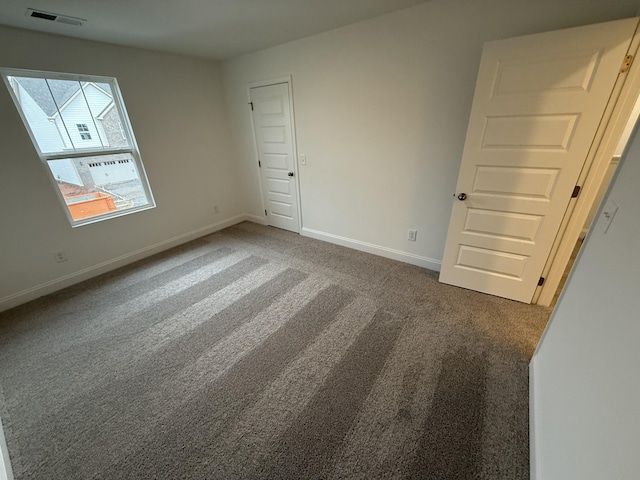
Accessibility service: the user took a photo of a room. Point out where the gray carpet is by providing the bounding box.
[0,222,550,479]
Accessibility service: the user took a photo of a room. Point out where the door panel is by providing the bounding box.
[472,166,559,199]
[482,114,578,150]
[463,209,543,242]
[493,52,600,95]
[250,83,300,233]
[439,17,639,303]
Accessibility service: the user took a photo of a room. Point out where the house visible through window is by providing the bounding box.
[1,69,155,226]
[77,123,92,140]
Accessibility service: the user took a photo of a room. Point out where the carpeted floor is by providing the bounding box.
[0,222,551,479]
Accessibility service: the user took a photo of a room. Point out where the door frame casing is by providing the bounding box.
[246,75,303,233]
[0,416,13,480]
[534,19,640,306]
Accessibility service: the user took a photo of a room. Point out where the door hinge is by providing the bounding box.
[249,101,254,111]
[538,277,545,287]
[258,160,261,168]
[620,54,634,74]
[571,185,581,198]
[265,209,268,216]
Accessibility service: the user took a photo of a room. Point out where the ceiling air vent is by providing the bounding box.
[25,8,86,27]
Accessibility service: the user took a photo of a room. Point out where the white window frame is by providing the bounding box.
[0,67,155,227]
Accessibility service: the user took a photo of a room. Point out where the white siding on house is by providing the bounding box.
[83,84,112,112]
[47,158,82,186]
[54,84,112,150]
[15,82,66,153]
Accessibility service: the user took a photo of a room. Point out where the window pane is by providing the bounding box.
[8,76,130,153]
[47,153,149,221]
[9,77,68,154]
[3,69,154,226]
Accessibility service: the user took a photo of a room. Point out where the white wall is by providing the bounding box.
[531,122,640,478]
[583,94,640,235]
[222,0,639,269]
[2,1,639,311]
[0,26,242,311]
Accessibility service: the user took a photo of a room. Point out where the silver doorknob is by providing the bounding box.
[288,171,294,177]
[457,193,467,201]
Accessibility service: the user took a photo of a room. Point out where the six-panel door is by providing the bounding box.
[439,17,639,303]
[250,82,300,233]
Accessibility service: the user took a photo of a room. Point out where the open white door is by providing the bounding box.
[250,82,300,233]
[439,17,639,303]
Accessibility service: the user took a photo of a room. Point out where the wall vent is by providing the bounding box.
[25,8,86,26]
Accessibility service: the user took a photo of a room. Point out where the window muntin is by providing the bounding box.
[1,69,154,226]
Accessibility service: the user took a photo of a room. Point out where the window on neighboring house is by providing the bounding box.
[76,123,92,140]
[1,68,155,226]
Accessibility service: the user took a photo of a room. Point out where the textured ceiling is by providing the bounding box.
[0,0,433,60]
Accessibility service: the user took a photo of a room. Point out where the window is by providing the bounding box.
[1,68,155,226]
[76,123,92,140]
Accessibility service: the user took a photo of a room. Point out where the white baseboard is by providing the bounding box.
[529,357,542,480]
[301,227,442,271]
[0,217,441,312]
[0,417,13,480]
[243,213,268,225]
[0,214,249,313]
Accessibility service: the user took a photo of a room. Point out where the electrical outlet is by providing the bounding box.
[407,229,417,242]
[213,205,220,214]
[52,251,68,263]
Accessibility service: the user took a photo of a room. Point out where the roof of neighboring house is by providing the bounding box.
[15,78,113,117]
[16,78,78,116]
